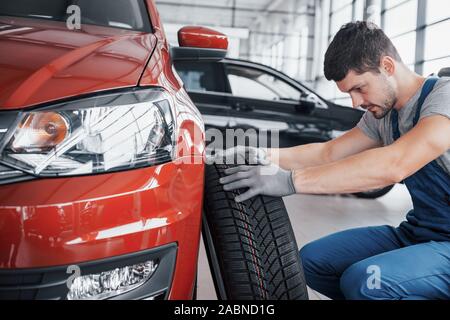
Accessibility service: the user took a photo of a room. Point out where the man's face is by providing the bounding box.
[336,70,397,119]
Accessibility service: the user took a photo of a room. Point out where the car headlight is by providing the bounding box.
[0,88,176,177]
[67,260,159,300]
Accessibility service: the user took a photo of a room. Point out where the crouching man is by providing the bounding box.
[217,22,450,300]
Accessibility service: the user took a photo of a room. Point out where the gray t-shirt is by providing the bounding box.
[357,77,450,176]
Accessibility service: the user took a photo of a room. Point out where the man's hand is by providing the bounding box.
[206,146,271,165]
[219,164,297,202]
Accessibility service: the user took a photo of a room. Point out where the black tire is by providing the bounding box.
[354,185,395,199]
[192,273,197,300]
[202,164,308,300]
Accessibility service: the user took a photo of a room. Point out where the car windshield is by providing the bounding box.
[0,0,151,32]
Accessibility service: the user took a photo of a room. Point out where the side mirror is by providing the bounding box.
[171,26,228,61]
[296,93,319,114]
[178,26,228,50]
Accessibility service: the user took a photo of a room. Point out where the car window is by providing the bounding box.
[174,61,228,93]
[0,0,151,32]
[226,65,302,101]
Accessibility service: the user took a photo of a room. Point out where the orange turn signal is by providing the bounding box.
[12,112,69,151]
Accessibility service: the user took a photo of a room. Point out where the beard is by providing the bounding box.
[362,78,397,120]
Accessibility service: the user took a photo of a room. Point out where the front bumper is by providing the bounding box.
[0,160,205,299]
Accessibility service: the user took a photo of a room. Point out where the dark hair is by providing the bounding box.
[324,21,402,81]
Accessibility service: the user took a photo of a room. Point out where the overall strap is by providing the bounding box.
[391,77,439,141]
[413,77,439,126]
[392,109,400,140]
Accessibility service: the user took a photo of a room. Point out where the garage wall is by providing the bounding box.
[313,0,450,106]
[243,0,316,83]
[155,0,450,107]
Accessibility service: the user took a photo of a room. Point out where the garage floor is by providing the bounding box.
[196,184,413,300]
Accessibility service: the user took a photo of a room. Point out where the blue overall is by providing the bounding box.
[300,78,450,300]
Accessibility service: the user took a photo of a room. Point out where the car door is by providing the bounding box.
[175,59,363,148]
[222,60,365,147]
[223,61,362,128]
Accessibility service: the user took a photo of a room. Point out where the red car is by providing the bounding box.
[0,0,307,300]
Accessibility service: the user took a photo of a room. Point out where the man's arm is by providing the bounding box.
[267,127,382,170]
[292,115,450,194]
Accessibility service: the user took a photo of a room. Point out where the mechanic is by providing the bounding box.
[216,21,450,300]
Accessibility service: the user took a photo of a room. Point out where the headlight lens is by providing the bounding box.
[0,88,175,176]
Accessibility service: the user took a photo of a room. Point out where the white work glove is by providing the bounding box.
[206,146,271,166]
[219,164,297,203]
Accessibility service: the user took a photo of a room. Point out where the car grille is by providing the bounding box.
[0,267,69,300]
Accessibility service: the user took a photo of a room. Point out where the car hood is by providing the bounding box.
[0,16,157,110]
